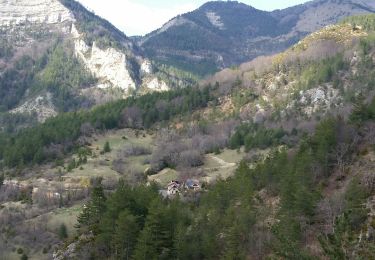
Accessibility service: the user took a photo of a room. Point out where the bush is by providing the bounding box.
[103,141,111,154]
[118,144,151,157]
[58,223,68,240]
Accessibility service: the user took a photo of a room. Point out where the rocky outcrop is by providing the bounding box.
[72,25,137,91]
[144,77,170,92]
[0,0,171,113]
[0,0,74,26]
[206,12,225,30]
[140,60,153,75]
[10,92,57,122]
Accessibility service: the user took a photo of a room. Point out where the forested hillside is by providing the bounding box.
[1,9,375,260]
[0,0,197,130]
[138,0,375,76]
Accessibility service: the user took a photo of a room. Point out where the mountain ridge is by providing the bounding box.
[138,0,375,76]
[0,0,180,122]
[1,13,375,260]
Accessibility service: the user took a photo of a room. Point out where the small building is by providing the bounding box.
[184,179,201,191]
[167,180,181,196]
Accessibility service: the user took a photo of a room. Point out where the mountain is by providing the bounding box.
[0,0,182,123]
[1,0,373,124]
[1,13,375,260]
[138,0,375,77]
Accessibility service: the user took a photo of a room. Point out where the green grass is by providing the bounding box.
[148,168,178,187]
[93,129,153,152]
[46,203,82,238]
[215,148,245,163]
[64,129,154,180]
[65,159,120,180]
[148,149,246,186]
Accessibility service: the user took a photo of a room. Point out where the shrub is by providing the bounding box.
[103,141,111,154]
[58,223,68,240]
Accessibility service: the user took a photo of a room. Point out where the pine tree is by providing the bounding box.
[113,210,140,260]
[58,223,68,240]
[133,199,171,260]
[0,174,4,188]
[319,213,354,259]
[103,141,111,153]
[77,180,106,233]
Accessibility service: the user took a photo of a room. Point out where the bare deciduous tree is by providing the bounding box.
[317,191,346,234]
[121,106,143,128]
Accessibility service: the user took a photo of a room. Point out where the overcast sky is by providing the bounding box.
[77,0,310,36]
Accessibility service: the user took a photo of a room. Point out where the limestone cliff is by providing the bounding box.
[71,24,137,91]
[0,0,74,26]
[0,0,170,118]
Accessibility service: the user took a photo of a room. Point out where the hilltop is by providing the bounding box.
[138,0,375,76]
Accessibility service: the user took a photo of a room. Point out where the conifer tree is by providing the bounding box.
[103,141,111,153]
[113,210,140,260]
[77,180,106,233]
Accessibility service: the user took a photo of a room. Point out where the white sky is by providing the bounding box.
[77,0,310,36]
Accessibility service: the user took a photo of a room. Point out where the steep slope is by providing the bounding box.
[1,14,375,260]
[0,0,174,123]
[138,0,375,77]
[202,22,372,129]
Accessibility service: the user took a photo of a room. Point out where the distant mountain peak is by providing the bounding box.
[199,1,254,9]
[138,0,375,77]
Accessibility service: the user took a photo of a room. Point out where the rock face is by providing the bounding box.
[72,25,137,91]
[144,77,170,92]
[10,93,58,122]
[0,0,170,99]
[0,0,74,26]
[0,0,172,122]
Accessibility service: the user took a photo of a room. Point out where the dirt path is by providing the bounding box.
[207,154,236,168]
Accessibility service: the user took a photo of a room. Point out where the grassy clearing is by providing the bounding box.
[46,203,82,238]
[215,148,245,163]
[64,129,154,181]
[93,129,154,153]
[201,148,245,183]
[124,154,151,173]
[148,149,246,186]
[202,155,236,183]
[65,159,120,180]
[148,168,178,186]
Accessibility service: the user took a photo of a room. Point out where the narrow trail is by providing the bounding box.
[207,154,236,168]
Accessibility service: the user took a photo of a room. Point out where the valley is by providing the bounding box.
[0,0,375,259]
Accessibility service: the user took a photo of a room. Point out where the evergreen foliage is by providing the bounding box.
[77,180,107,234]
[0,41,94,113]
[0,85,215,168]
[58,223,68,240]
[342,14,375,32]
[72,117,367,259]
[102,141,111,154]
[229,123,286,151]
[59,0,129,50]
